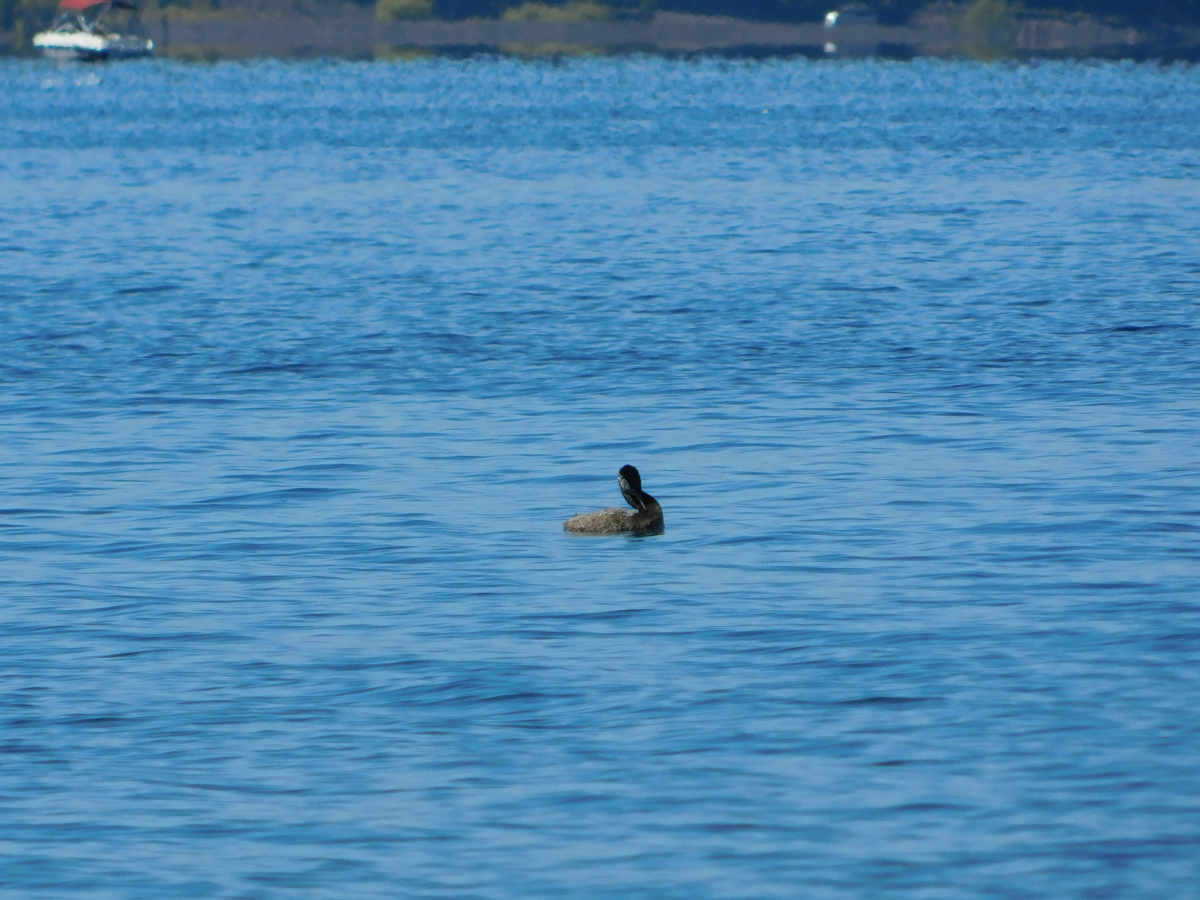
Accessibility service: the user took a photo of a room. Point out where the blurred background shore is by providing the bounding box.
[1,0,1196,63]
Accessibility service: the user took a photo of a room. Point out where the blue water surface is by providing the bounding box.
[1,55,1199,898]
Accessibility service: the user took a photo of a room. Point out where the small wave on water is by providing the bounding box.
[1,56,1199,898]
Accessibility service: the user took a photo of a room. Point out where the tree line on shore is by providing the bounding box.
[380,0,1198,28]
[3,0,1196,53]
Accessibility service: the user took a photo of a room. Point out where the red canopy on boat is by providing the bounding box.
[60,0,109,8]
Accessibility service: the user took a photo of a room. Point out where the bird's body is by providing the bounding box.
[563,465,664,535]
[562,505,654,534]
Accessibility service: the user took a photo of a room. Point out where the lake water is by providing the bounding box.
[2,55,1199,898]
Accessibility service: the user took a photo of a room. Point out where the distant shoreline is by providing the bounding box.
[3,9,1197,61]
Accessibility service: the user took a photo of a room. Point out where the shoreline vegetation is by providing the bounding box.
[2,0,1198,60]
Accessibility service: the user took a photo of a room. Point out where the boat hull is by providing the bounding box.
[33,30,154,60]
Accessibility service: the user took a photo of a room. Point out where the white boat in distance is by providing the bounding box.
[33,0,154,60]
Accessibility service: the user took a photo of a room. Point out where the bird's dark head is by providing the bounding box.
[618,465,645,511]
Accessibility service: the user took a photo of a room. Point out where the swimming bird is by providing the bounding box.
[563,465,664,535]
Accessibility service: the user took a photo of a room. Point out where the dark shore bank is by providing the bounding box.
[2,1,1197,60]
